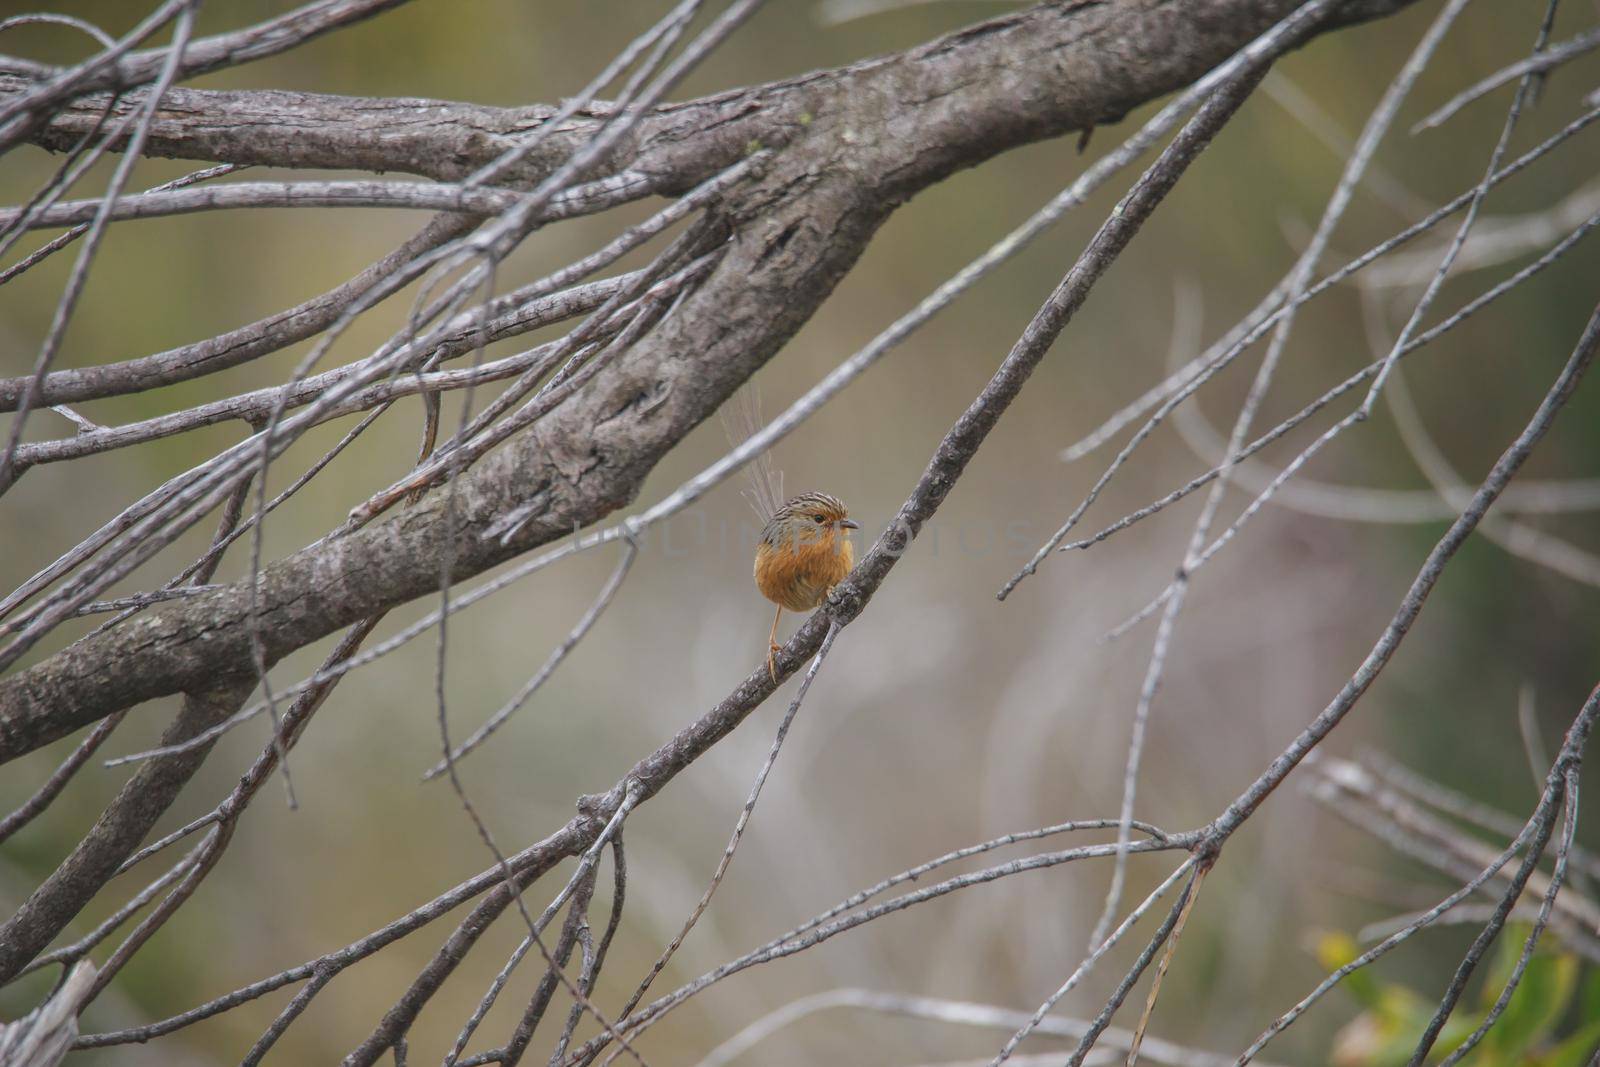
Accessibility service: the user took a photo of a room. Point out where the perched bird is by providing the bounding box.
[755,491,859,681]
[722,386,859,681]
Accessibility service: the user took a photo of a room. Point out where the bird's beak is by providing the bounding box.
[840,519,860,530]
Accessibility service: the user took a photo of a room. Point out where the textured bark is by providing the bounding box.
[0,0,1417,763]
[1,0,1409,195]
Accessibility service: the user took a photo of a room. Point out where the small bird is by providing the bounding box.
[754,491,858,682]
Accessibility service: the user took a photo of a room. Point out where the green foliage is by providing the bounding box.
[1314,927,1600,1066]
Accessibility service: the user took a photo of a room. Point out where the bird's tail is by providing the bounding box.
[719,382,784,520]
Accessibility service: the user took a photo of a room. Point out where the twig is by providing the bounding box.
[1413,25,1600,133]
[1401,753,1568,1065]
[10,844,203,981]
[70,585,224,616]
[1124,863,1209,1066]
[0,209,468,410]
[0,712,124,844]
[544,837,628,1067]
[0,163,241,290]
[1376,303,1600,587]
[494,868,594,1067]
[1064,872,1197,1067]
[0,174,648,232]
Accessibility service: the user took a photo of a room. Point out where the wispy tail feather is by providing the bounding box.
[719,382,784,520]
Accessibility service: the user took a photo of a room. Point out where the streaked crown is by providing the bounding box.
[772,491,848,523]
[762,491,852,545]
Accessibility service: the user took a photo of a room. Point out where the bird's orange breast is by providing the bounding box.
[755,530,854,612]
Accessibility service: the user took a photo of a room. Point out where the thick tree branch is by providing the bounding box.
[3,0,1408,192]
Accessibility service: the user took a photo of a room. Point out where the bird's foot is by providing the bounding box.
[767,642,780,683]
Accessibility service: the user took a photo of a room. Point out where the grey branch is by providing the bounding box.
[1412,24,1600,133]
[0,174,650,232]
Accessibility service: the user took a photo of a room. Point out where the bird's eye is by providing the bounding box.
[813,514,826,523]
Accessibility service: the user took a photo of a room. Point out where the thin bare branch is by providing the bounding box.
[1058,203,1600,560]
[1033,104,1600,572]
[1414,25,1600,133]
[1063,871,1198,1067]
[0,174,650,232]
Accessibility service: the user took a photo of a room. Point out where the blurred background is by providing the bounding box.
[2,0,1600,1062]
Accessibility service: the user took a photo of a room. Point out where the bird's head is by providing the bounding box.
[763,491,859,547]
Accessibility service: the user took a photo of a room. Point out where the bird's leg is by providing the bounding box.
[767,603,783,683]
